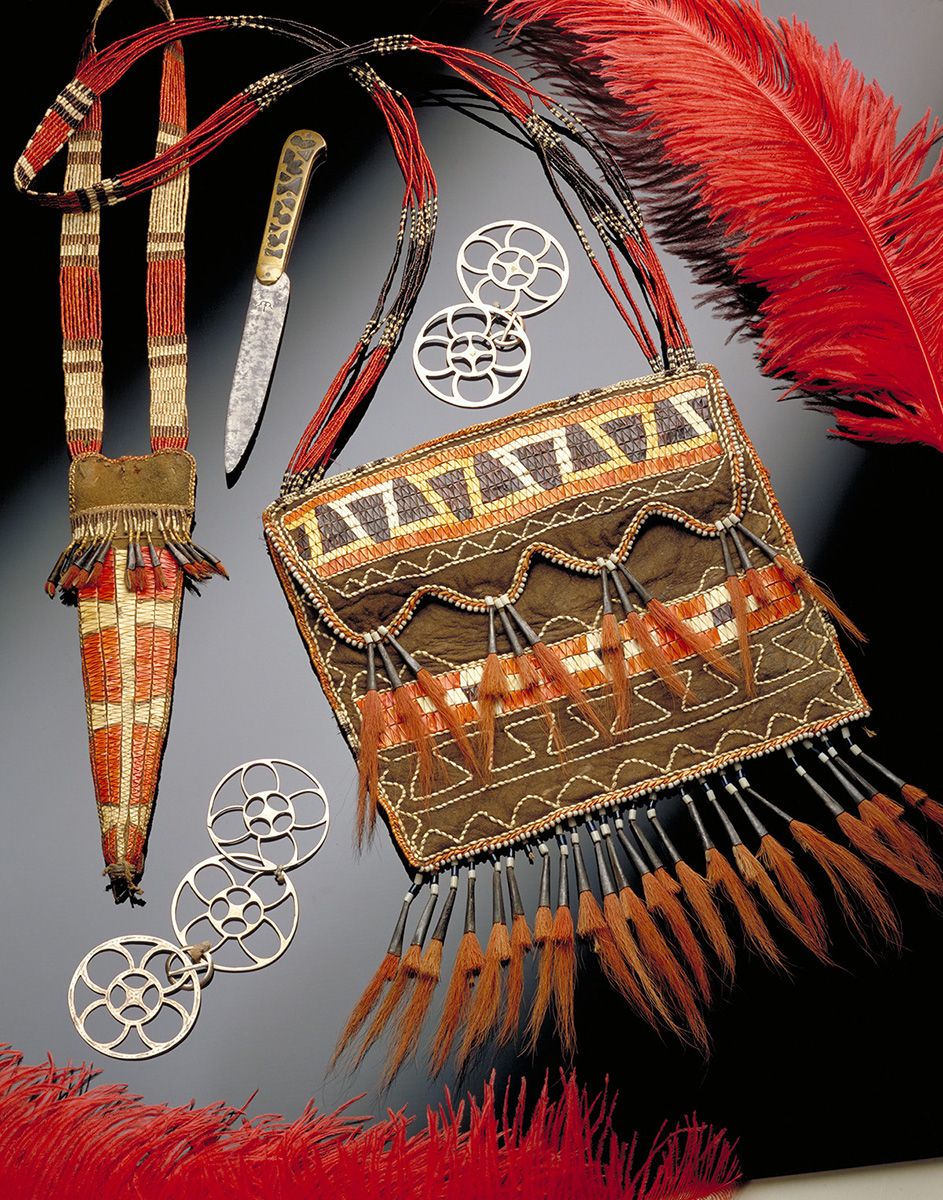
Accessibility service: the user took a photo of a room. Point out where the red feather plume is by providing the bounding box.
[0,1047,741,1200]
[496,0,943,450]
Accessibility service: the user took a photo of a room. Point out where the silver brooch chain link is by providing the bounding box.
[413,220,569,408]
[68,759,330,1059]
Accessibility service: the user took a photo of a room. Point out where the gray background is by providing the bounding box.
[4,0,941,1180]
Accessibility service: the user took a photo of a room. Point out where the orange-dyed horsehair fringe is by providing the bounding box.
[706,848,785,969]
[857,798,943,891]
[902,783,943,830]
[430,929,484,1075]
[789,820,901,949]
[618,879,704,1035]
[600,610,632,730]
[336,746,939,1081]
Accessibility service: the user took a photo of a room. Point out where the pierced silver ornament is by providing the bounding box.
[413,303,531,408]
[207,757,330,872]
[68,936,211,1059]
[457,220,568,316]
[171,855,299,972]
[68,757,331,1059]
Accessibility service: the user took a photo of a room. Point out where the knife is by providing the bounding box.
[225,129,327,477]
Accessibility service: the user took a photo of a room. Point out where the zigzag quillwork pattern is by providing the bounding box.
[285,375,720,578]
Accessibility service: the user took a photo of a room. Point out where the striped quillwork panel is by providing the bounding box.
[283,374,721,578]
[78,548,184,874]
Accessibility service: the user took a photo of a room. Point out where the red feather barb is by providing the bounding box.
[498,0,943,450]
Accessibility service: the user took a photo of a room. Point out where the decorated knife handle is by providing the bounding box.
[256,130,327,285]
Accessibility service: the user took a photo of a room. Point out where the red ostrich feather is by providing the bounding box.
[496,0,943,450]
[0,1047,740,1199]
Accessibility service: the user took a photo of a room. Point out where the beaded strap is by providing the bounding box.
[17,16,695,474]
[58,0,189,456]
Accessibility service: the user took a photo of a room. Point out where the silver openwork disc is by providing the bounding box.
[68,936,207,1059]
[207,758,330,873]
[457,221,569,317]
[413,304,531,408]
[171,855,299,972]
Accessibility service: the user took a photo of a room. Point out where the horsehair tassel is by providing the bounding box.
[146,542,167,590]
[599,567,632,731]
[722,779,832,964]
[189,540,228,579]
[385,632,481,779]
[126,540,147,592]
[352,881,439,1069]
[459,859,512,1065]
[499,854,532,1045]
[383,870,459,1086]
[730,772,831,961]
[356,642,383,846]
[331,877,420,1069]
[550,833,577,1058]
[478,605,513,779]
[610,566,694,702]
[570,827,652,1025]
[693,787,785,970]
[842,729,943,830]
[720,532,756,697]
[899,783,943,830]
[819,738,943,891]
[506,603,609,737]
[606,816,702,1018]
[793,746,943,898]
[498,605,566,758]
[788,821,902,951]
[526,843,555,1051]
[376,637,442,796]
[676,793,737,980]
[619,564,739,684]
[46,547,71,597]
[59,540,94,592]
[707,782,802,962]
[430,867,484,1076]
[737,526,865,642]
[630,811,712,1001]
[730,524,775,607]
[648,802,738,994]
[594,821,695,1043]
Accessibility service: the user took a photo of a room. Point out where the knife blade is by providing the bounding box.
[225,129,327,477]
